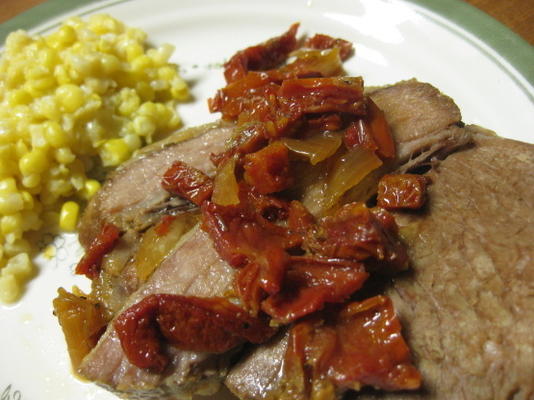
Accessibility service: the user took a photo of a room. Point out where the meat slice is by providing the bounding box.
[367,79,463,162]
[226,131,534,400]
[354,130,534,400]
[79,121,234,247]
[79,226,237,399]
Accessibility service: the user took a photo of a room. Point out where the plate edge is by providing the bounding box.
[405,0,534,88]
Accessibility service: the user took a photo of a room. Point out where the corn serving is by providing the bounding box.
[0,14,189,303]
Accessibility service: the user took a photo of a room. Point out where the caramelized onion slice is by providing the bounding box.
[53,288,108,369]
[212,156,240,206]
[135,213,199,282]
[323,147,382,211]
[282,133,342,165]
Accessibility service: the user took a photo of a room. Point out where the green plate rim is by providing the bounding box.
[1,0,533,87]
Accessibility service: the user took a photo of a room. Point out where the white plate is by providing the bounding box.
[1,1,533,399]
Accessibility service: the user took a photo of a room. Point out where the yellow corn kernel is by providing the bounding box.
[19,148,49,175]
[21,191,34,210]
[88,14,122,34]
[1,213,23,235]
[33,96,60,120]
[47,25,76,49]
[3,253,34,280]
[21,174,41,189]
[7,89,32,106]
[171,78,189,100]
[3,238,31,257]
[131,54,151,73]
[157,65,177,81]
[118,89,140,116]
[137,101,157,116]
[54,147,75,164]
[44,121,68,147]
[0,274,20,303]
[0,193,24,214]
[100,53,121,74]
[133,115,156,137]
[59,201,79,231]
[81,179,101,200]
[0,178,17,194]
[100,138,131,166]
[125,41,143,61]
[15,139,29,158]
[135,81,154,101]
[56,84,85,112]
[123,133,142,151]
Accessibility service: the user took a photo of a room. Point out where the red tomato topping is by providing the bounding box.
[161,161,213,206]
[377,174,429,210]
[344,97,396,159]
[304,33,354,60]
[115,294,275,372]
[75,223,120,279]
[223,23,299,83]
[278,77,365,115]
[108,25,420,395]
[261,257,368,323]
[306,202,408,272]
[243,141,293,194]
[281,296,421,395]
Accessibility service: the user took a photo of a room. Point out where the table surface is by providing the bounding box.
[1,0,533,45]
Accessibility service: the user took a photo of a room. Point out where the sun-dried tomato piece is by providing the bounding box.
[287,201,315,237]
[307,202,408,271]
[114,295,166,372]
[279,77,365,115]
[280,296,421,395]
[115,294,276,372]
[344,119,379,153]
[377,173,429,210]
[224,23,299,83]
[75,223,120,279]
[306,113,344,133]
[261,257,368,323]
[243,142,293,194]
[344,97,395,160]
[161,161,213,206]
[304,33,354,60]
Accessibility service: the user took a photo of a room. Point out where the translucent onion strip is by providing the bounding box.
[282,133,342,165]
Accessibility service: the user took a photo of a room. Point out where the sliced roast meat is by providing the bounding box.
[79,226,237,399]
[353,130,534,400]
[226,130,534,400]
[225,330,289,400]
[367,79,463,162]
[78,121,234,248]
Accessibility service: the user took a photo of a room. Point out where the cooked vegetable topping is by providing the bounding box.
[279,296,421,398]
[53,288,108,368]
[115,294,276,372]
[105,24,421,396]
[377,173,429,210]
[161,161,214,206]
[75,223,120,279]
